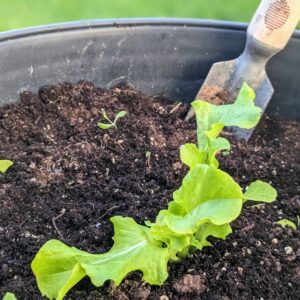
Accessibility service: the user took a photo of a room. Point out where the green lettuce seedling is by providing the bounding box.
[98,110,127,130]
[0,160,13,173]
[32,83,277,299]
[180,83,260,168]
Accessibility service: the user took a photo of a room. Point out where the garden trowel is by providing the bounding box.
[185,0,300,140]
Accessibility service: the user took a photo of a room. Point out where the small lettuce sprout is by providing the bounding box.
[276,219,297,230]
[2,292,17,300]
[0,160,13,173]
[145,151,151,166]
[32,83,277,299]
[98,110,127,130]
[145,151,151,159]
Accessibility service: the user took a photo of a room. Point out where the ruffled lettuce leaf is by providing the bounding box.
[149,164,243,257]
[193,223,232,249]
[32,217,169,300]
[180,143,205,169]
[168,164,243,216]
[180,138,230,169]
[0,160,13,173]
[149,221,192,261]
[165,198,242,235]
[181,84,258,168]
[243,180,277,203]
[192,82,261,152]
[207,137,230,167]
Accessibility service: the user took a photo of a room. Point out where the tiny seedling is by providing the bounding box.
[145,151,151,159]
[32,83,277,300]
[98,110,127,130]
[276,219,297,230]
[145,151,151,166]
[0,160,13,174]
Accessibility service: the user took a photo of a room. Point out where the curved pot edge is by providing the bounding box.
[1,17,299,42]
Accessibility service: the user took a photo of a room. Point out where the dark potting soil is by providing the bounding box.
[0,81,299,300]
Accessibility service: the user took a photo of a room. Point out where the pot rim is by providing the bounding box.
[0,17,299,42]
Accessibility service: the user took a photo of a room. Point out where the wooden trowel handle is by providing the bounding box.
[248,0,300,49]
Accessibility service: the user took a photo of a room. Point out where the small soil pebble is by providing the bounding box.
[173,274,207,294]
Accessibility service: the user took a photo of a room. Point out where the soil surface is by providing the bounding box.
[0,81,299,300]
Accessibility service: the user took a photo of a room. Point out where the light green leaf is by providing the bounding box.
[218,82,260,128]
[193,223,232,249]
[192,83,261,151]
[165,198,242,235]
[149,221,192,261]
[0,160,13,173]
[168,164,243,216]
[180,143,205,169]
[276,219,297,230]
[82,217,169,287]
[180,139,230,169]
[114,110,127,123]
[98,122,114,130]
[32,216,169,300]
[31,240,89,300]
[2,292,17,300]
[243,180,277,203]
[158,164,243,235]
[101,110,112,123]
[207,137,230,167]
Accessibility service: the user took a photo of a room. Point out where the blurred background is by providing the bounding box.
[0,0,265,31]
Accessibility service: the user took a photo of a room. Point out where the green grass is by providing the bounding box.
[1,0,262,31]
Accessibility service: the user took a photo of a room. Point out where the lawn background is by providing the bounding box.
[1,0,264,31]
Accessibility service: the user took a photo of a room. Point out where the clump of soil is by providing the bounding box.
[0,81,299,300]
[197,84,231,105]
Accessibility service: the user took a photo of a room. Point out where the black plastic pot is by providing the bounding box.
[0,18,299,119]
